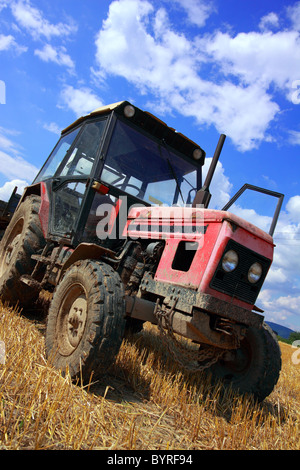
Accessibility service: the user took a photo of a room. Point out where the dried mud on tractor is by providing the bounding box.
[0,101,284,402]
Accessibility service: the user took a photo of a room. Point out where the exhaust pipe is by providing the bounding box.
[193,134,226,208]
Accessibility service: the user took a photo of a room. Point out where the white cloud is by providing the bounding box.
[259,12,279,31]
[34,44,75,72]
[286,195,300,223]
[0,126,22,154]
[170,0,216,27]
[0,127,38,182]
[264,267,288,285]
[0,33,27,53]
[204,29,300,95]
[0,150,38,182]
[202,159,232,209]
[10,0,77,40]
[93,0,300,152]
[259,289,300,328]
[288,130,300,146]
[255,197,300,328]
[287,1,300,31]
[0,179,28,201]
[43,122,61,135]
[0,34,15,51]
[229,205,273,234]
[94,0,300,151]
[0,0,8,12]
[59,85,103,117]
[259,286,300,331]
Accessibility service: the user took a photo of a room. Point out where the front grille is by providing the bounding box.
[210,240,271,304]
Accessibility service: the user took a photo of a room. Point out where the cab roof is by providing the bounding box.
[61,100,206,165]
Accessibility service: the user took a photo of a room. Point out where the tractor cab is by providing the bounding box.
[33,101,205,246]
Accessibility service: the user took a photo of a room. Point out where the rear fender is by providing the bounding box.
[17,182,50,239]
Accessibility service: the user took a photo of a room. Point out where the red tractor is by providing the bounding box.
[0,101,284,401]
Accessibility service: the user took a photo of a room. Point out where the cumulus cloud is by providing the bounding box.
[42,122,61,135]
[204,29,300,97]
[287,1,300,31]
[0,33,27,53]
[202,159,232,209]
[0,150,38,182]
[0,179,28,201]
[93,0,300,151]
[0,127,38,182]
[286,195,300,222]
[0,0,9,13]
[10,0,77,40]
[255,198,300,329]
[259,289,300,328]
[259,12,280,31]
[288,129,300,145]
[169,0,216,27]
[34,44,75,72]
[59,85,103,117]
[0,34,15,50]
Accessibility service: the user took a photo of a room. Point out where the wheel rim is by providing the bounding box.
[216,337,252,381]
[0,218,24,278]
[56,284,88,356]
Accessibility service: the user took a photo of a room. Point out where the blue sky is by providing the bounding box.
[0,0,300,330]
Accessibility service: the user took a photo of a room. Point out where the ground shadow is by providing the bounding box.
[108,326,291,425]
[20,309,291,423]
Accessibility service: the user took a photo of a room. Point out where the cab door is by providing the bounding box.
[49,119,107,241]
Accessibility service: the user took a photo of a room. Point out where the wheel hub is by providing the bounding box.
[67,296,87,348]
[5,234,21,266]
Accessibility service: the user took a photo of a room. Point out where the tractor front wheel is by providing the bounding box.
[207,322,282,402]
[45,260,126,383]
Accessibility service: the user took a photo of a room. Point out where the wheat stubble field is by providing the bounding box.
[0,300,299,450]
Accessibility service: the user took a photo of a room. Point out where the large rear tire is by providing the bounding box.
[0,195,45,308]
[208,322,282,402]
[45,260,126,383]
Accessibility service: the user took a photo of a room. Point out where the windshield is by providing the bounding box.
[101,120,199,206]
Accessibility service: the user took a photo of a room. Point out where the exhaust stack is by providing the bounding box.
[193,134,226,208]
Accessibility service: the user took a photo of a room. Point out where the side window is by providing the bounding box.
[34,128,80,183]
[59,120,106,177]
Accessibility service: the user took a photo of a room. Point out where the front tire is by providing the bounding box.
[45,260,126,383]
[208,322,282,402]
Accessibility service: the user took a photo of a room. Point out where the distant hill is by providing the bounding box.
[265,321,295,339]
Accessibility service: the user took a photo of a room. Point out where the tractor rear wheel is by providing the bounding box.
[0,195,45,308]
[207,322,282,402]
[45,260,126,383]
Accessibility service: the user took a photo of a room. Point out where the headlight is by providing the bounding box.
[222,250,239,272]
[193,148,203,160]
[248,262,262,284]
[124,104,135,118]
